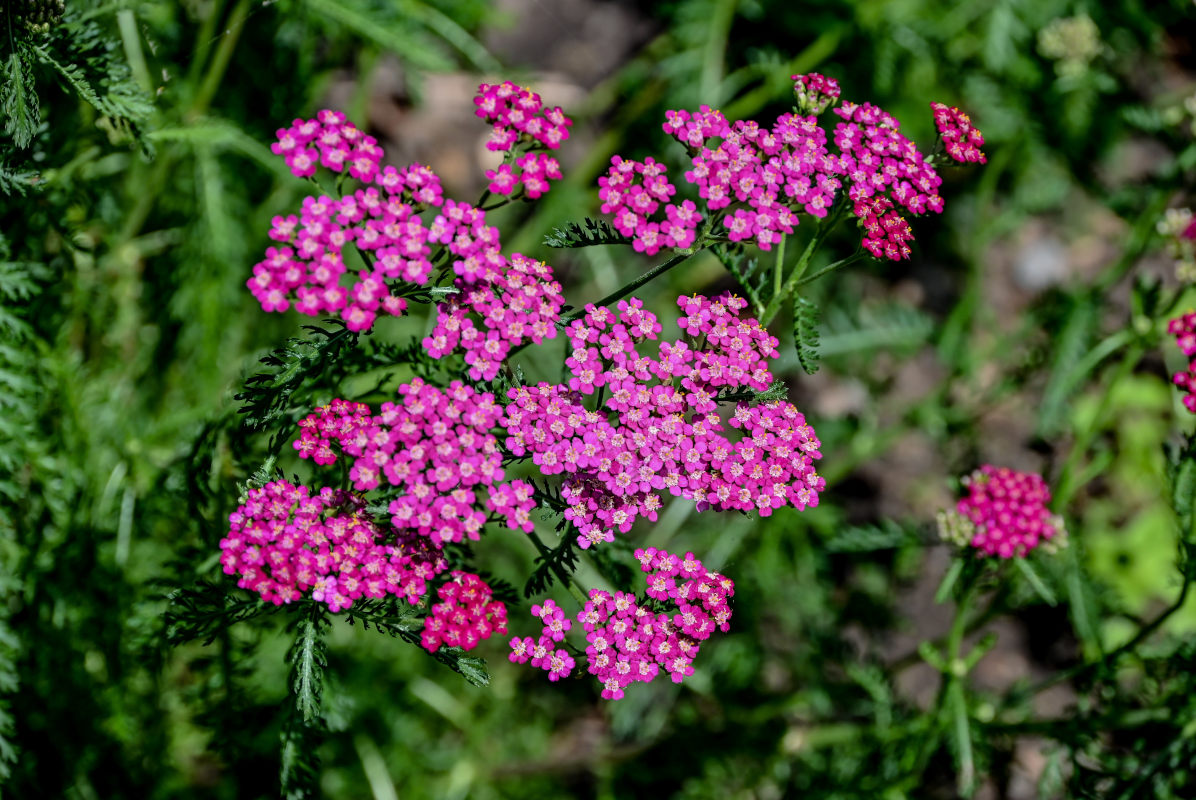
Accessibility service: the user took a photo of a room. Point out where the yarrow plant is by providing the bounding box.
[203,69,992,769]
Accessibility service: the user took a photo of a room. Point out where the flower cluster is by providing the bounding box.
[507,599,576,682]
[931,103,987,165]
[676,104,823,250]
[600,74,978,261]
[271,109,384,181]
[486,152,563,200]
[831,100,943,260]
[1169,311,1196,413]
[293,381,537,544]
[599,156,701,255]
[937,465,1064,558]
[421,571,508,653]
[504,293,824,549]
[424,249,565,381]
[511,549,734,700]
[252,93,569,377]
[220,479,446,612]
[474,80,573,152]
[792,72,841,115]
[248,160,444,331]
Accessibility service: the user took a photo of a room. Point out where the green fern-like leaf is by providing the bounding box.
[818,302,934,358]
[236,324,357,436]
[0,161,41,195]
[792,295,820,375]
[2,48,41,149]
[543,217,632,248]
[288,609,330,725]
[824,520,924,553]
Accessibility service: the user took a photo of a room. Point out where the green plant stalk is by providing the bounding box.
[190,0,252,118]
[911,565,979,787]
[761,234,818,325]
[1054,344,1145,509]
[773,233,787,299]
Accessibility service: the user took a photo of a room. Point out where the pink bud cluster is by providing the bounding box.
[485,152,563,200]
[511,549,734,700]
[599,156,701,255]
[507,599,576,681]
[956,465,1062,558]
[424,248,565,381]
[931,102,987,164]
[1169,311,1196,413]
[854,195,915,261]
[792,72,841,115]
[292,381,537,545]
[270,109,383,181]
[220,479,446,612]
[473,80,573,152]
[504,293,825,549]
[421,571,508,653]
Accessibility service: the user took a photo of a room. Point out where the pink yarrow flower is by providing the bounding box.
[937,465,1065,558]
[504,293,825,549]
[931,102,987,165]
[220,479,447,611]
[421,571,508,653]
[511,549,733,698]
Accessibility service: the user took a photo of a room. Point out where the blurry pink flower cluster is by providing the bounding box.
[504,293,824,549]
[1169,311,1196,412]
[509,548,733,700]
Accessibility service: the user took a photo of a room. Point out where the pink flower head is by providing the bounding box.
[505,293,823,549]
[931,102,987,165]
[943,465,1064,558]
[474,81,573,151]
[1169,311,1196,413]
[421,571,508,653]
[272,111,383,181]
[513,548,733,699]
[220,479,446,612]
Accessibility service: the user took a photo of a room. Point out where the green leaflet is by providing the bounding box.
[792,295,821,375]
[543,217,633,249]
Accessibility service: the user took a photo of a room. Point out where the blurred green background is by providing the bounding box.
[3,0,1196,797]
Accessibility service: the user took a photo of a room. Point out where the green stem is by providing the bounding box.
[562,248,700,325]
[190,0,251,118]
[761,235,818,325]
[790,249,866,290]
[1028,573,1191,696]
[1054,345,1144,509]
[773,233,787,299]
